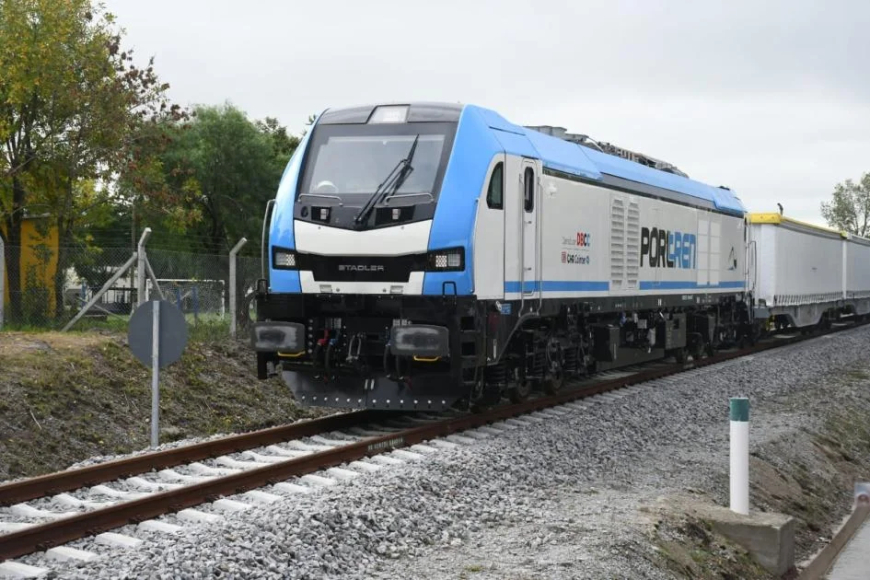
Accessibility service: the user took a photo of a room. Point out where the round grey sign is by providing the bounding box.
[128,300,189,368]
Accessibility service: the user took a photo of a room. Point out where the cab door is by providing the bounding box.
[520,158,541,307]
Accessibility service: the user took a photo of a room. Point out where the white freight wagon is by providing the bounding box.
[747,213,869,327]
[844,232,870,316]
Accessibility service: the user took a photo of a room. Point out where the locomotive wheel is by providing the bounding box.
[673,347,687,363]
[510,379,532,403]
[543,371,564,394]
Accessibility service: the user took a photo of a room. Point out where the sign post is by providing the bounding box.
[129,299,188,448]
[151,301,160,448]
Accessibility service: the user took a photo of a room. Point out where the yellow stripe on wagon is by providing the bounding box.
[746,213,847,237]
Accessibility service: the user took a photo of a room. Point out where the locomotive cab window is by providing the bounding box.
[486,162,504,209]
[294,119,458,230]
[524,167,534,212]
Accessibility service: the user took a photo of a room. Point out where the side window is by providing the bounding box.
[524,167,534,212]
[486,162,504,209]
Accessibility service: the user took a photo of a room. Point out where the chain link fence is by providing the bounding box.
[0,237,261,341]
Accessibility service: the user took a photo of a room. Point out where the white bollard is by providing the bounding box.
[730,397,750,515]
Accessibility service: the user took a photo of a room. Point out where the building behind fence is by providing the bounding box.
[0,231,261,339]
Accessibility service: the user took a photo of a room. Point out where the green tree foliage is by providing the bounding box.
[0,0,175,321]
[154,103,298,254]
[821,172,870,237]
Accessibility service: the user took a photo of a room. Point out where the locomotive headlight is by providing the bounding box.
[273,247,298,269]
[426,248,464,271]
[369,105,409,124]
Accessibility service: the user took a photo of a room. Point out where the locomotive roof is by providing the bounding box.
[472,105,746,217]
[313,101,746,217]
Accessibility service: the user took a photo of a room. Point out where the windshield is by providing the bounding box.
[299,125,451,207]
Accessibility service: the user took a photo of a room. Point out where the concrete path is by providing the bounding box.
[827,519,870,579]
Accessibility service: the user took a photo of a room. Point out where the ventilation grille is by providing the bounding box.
[610,197,626,290]
[626,200,640,289]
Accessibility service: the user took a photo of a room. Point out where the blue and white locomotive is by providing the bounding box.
[252,102,751,411]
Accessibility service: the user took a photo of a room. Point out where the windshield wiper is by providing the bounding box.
[353,134,419,226]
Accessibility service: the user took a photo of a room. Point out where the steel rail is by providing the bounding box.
[0,321,862,561]
[0,409,385,506]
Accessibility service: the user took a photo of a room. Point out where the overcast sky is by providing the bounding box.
[104,0,870,226]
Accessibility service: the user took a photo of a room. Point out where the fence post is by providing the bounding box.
[62,252,139,332]
[229,237,248,338]
[0,234,5,329]
[192,286,199,325]
[137,227,152,307]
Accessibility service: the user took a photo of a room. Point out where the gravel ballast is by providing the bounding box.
[12,325,870,579]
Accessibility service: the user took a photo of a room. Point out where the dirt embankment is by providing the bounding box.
[0,331,326,480]
[649,368,870,578]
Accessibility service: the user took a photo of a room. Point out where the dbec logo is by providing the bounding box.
[576,232,592,247]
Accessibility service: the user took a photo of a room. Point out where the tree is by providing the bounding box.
[257,116,300,165]
[157,103,297,255]
[821,173,870,237]
[0,0,175,321]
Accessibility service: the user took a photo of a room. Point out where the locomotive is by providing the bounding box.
[251,101,869,411]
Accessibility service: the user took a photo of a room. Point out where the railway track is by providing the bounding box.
[0,319,863,575]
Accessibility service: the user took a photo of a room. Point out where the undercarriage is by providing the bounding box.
[253,291,751,411]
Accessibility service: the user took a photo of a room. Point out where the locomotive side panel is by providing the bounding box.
[537,175,745,303]
[535,175,612,299]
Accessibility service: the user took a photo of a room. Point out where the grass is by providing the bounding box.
[0,329,329,479]
[651,364,870,578]
[3,312,235,343]
[651,518,767,579]
[843,368,870,381]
